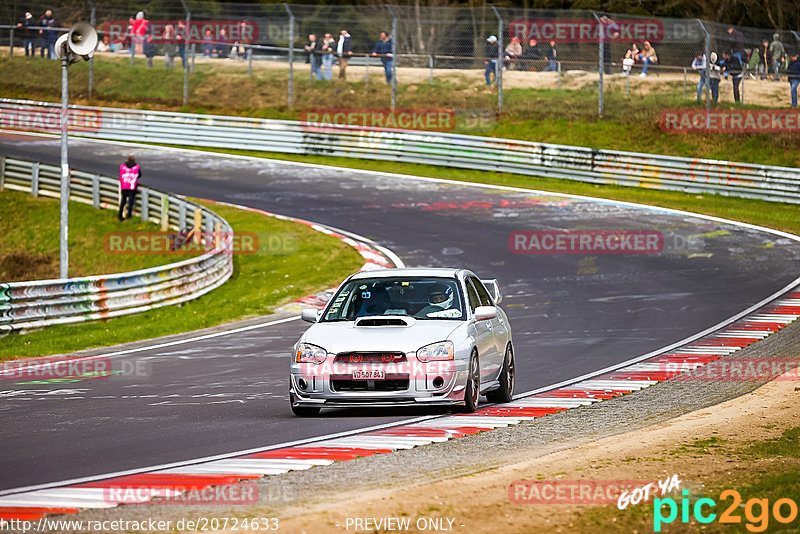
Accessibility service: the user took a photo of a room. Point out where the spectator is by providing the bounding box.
[727,26,745,63]
[519,38,543,71]
[176,20,186,68]
[96,34,111,53]
[131,11,148,56]
[201,29,214,57]
[484,35,498,86]
[788,54,800,107]
[543,40,557,72]
[39,9,57,59]
[599,15,619,74]
[768,33,785,81]
[371,31,393,83]
[755,39,769,80]
[638,40,658,77]
[215,28,229,58]
[163,25,177,68]
[622,43,640,75]
[118,156,141,221]
[709,51,721,102]
[336,29,353,79]
[306,34,322,80]
[503,36,522,71]
[232,21,249,60]
[320,33,335,81]
[691,52,707,101]
[720,50,743,102]
[144,34,157,67]
[16,12,36,57]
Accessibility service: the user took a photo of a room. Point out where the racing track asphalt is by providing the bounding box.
[2,132,800,492]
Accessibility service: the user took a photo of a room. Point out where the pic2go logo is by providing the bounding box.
[654,489,799,532]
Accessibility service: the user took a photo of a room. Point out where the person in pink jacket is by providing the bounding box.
[118,155,141,221]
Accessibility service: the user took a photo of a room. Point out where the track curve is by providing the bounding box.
[2,132,800,491]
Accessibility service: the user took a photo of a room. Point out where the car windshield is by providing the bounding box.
[322,277,465,321]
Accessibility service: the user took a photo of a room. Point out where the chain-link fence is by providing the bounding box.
[2,2,799,129]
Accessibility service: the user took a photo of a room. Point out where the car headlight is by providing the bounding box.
[296,343,328,364]
[416,341,454,362]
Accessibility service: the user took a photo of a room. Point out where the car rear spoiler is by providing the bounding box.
[480,279,502,304]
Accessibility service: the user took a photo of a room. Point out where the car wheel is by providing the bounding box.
[290,393,320,417]
[461,351,480,413]
[487,344,515,404]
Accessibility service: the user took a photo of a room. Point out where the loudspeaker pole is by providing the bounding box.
[60,53,70,279]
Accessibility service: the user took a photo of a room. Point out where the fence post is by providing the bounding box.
[88,0,95,98]
[161,194,169,231]
[365,55,370,85]
[248,46,253,76]
[429,55,434,84]
[178,201,186,229]
[91,174,99,208]
[683,67,687,97]
[9,28,14,57]
[284,3,294,111]
[593,12,604,117]
[191,43,196,73]
[0,157,5,190]
[388,5,397,110]
[31,163,40,197]
[491,7,503,112]
[141,188,149,222]
[697,20,711,129]
[558,61,562,90]
[181,0,191,107]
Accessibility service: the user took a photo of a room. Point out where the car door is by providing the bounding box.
[465,277,498,382]
[469,277,505,379]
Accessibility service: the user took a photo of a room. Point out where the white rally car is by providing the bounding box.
[289,268,514,416]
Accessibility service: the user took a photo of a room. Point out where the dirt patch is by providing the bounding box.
[275,372,800,533]
[0,251,57,282]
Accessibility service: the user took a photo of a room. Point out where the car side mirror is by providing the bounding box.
[301,309,321,323]
[474,305,497,321]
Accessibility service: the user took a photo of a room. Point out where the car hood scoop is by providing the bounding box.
[354,316,415,327]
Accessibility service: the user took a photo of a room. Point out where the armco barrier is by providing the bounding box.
[2,99,800,204]
[0,157,234,333]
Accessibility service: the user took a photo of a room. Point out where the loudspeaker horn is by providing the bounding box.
[67,22,98,59]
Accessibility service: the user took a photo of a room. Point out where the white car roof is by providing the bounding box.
[349,268,465,280]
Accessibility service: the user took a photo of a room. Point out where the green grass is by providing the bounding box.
[0,198,364,359]
[0,189,168,281]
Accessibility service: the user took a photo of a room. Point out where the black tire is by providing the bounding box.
[290,393,320,417]
[487,344,515,404]
[461,351,480,413]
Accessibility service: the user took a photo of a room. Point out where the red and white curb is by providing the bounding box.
[2,289,799,523]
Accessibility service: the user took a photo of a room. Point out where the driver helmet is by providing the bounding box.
[428,284,454,309]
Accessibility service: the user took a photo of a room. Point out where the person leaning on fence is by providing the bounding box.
[371,31,393,83]
[638,41,658,77]
[305,34,323,81]
[320,33,335,81]
[599,15,619,74]
[336,30,353,80]
[726,26,745,64]
[131,11,149,56]
[16,12,36,57]
[484,35,499,86]
[622,44,639,75]
[176,20,186,67]
[768,33,785,82]
[543,40,557,72]
[720,50,743,102]
[118,156,141,221]
[708,51,721,102]
[144,34,157,67]
[691,52,707,101]
[753,39,769,80]
[503,37,522,71]
[39,9,57,59]
[202,29,214,57]
[215,28,230,58]
[162,25,177,68]
[519,39,542,71]
[788,54,800,108]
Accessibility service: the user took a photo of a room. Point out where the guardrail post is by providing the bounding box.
[205,212,214,236]
[178,200,186,229]
[91,174,99,208]
[0,157,5,190]
[214,220,222,249]
[490,7,503,112]
[193,208,202,244]
[31,162,40,197]
[141,188,149,222]
[10,28,14,57]
[161,194,169,231]
[284,3,294,111]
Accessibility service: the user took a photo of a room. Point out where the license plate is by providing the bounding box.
[352,370,386,380]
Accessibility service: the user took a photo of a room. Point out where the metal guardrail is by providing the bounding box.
[0,156,234,333]
[1,99,800,205]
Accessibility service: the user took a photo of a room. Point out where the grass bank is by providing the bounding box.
[0,197,364,359]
